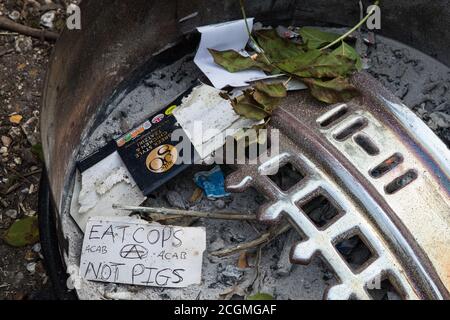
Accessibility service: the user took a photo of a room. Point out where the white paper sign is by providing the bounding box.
[80,217,206,288]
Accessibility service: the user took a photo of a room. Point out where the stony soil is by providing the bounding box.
[0,0,77,300]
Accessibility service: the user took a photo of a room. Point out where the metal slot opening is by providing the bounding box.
[317,104,348,127]
[268,162,305,191]
[384,169,418,194]
[370,153,404,178]
[299,194,341,229]
[354,133,380,156]
[334,233,376,272]
[366,275,404,300]
[333,117,368,141]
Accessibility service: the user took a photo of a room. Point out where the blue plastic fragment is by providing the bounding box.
[194,166,230,199]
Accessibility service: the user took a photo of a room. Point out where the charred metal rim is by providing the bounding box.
[38,171,77,300]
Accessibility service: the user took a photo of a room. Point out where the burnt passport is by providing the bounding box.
[116,92,198,196]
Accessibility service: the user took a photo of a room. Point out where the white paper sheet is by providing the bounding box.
[80,217,206,288]
[194,18,269,89]
[173,84,259,160]
[70,151,146,232]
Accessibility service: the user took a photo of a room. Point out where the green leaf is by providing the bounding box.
[299,27,340,49]
[4,216,39,247]
[254,81,287,98]
[231,95,270,121]
[247,293,274,300]
[276,49,322,74]
[253,54,282,74]
[331,42,363,71]
[292,54,356,78]
[208,49,272,73]
[303,77,360,104]
[254,29,304,62]
[253,91,281,112]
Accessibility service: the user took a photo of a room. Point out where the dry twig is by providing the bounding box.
[113,204,257,221]
[0,48,14,58]
[211,223,292,257]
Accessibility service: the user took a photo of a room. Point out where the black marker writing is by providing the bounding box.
[119,244,148,260]
[132,227,144,244]
[88,225,102,240]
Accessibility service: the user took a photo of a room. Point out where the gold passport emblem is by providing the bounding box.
[146,144,178,173]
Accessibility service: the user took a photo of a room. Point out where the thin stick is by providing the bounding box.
[320,0,380,50]
[4,182,20,195]
[0,17,59,41]
[210,223,291,257]
[146,214,185,222]
[250,246,262,289]
[22,169,42,177]
[239,0,271,65]
[8,167,34,184]
[113,204,257,221]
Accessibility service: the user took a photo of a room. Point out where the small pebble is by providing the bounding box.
[26,262,37,274]
[8,10,21,21]
[14,36,33,53]
[5,209,18,219]
[213,199,226,209]
[32,243,41,253]
[24,250,36,262]
[40,11,56,29]
[430,112,450,128]
[219,265,244,285]
[24,210,36,217]
[209,236,225,252]
[9,127,21,137]
[14,272,24,284]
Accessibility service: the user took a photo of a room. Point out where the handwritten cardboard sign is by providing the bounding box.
[80,217,206,288]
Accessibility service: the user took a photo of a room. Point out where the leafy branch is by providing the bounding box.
[209,0,380,120]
